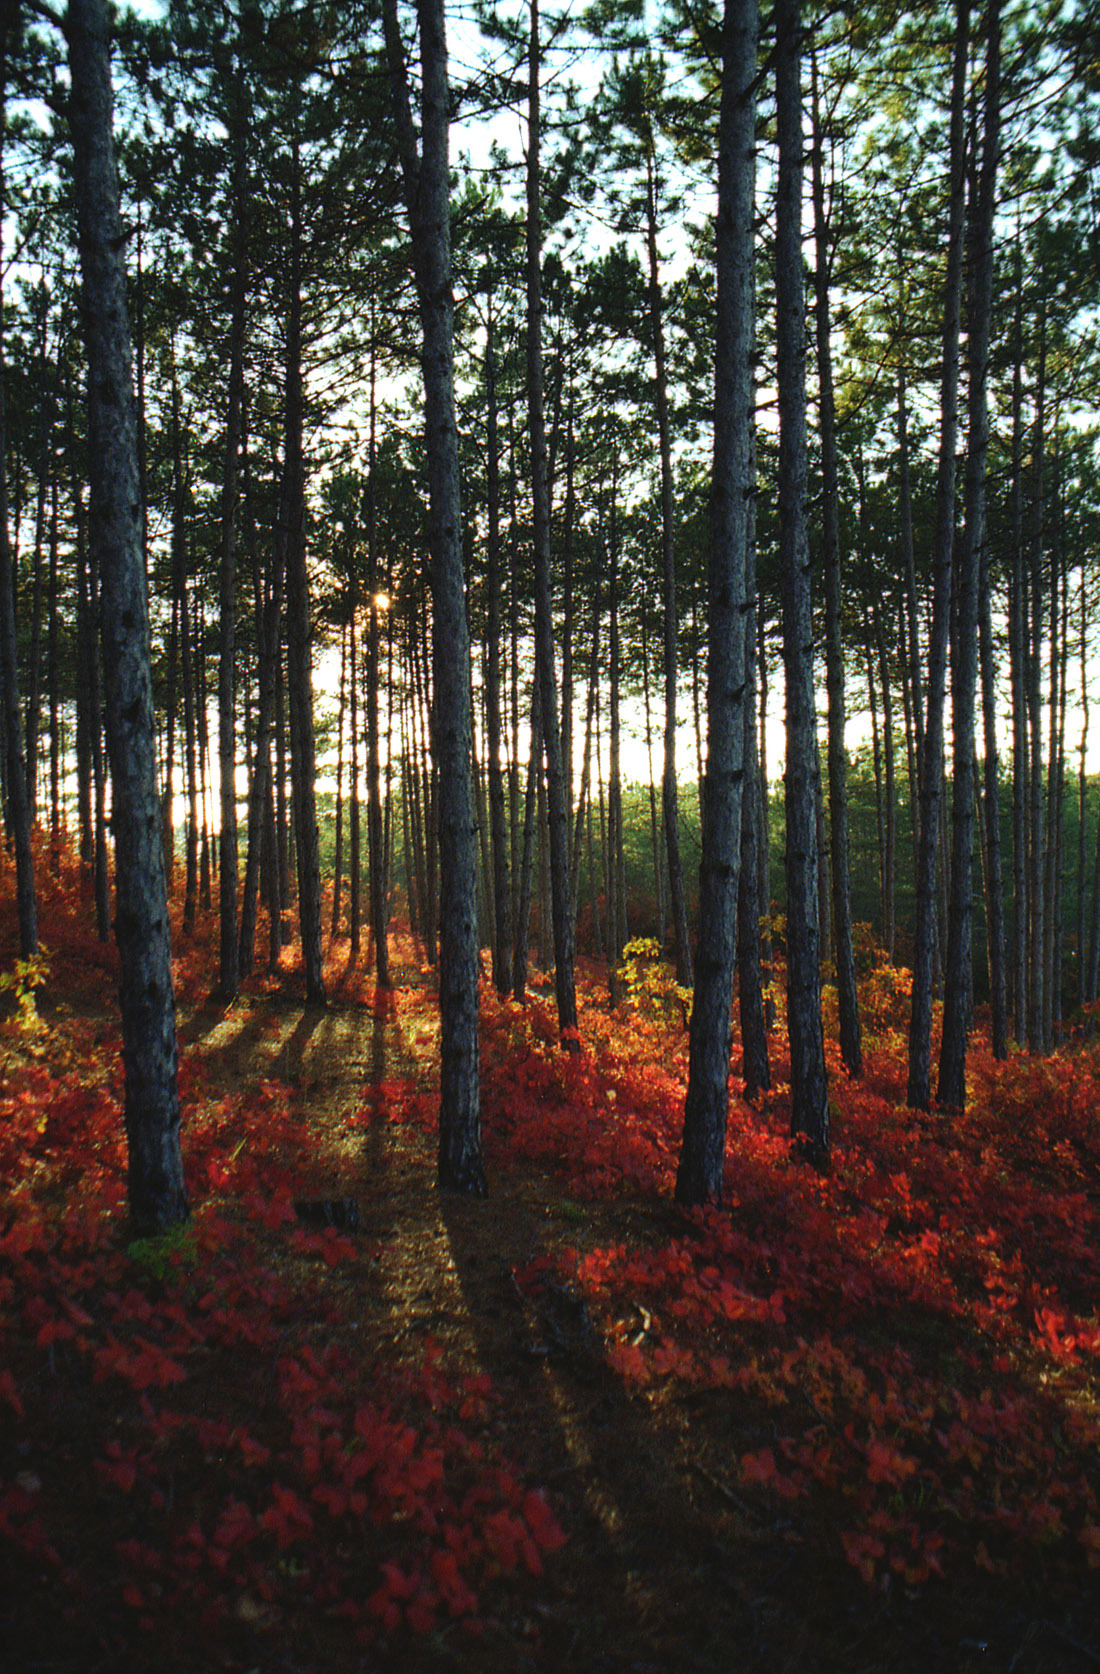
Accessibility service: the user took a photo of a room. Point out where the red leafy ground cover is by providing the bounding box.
[2,848,1099,1670]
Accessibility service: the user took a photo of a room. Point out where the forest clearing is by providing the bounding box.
[2,846,1099,1673]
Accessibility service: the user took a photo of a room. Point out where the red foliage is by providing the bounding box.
[2,842,1099,1641]
[469,962,1100,1595]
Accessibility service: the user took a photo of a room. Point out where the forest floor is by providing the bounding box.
[3,852,1100,1672]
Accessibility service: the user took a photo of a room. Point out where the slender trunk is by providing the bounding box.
[331,617,347,937]
[83,504,111,941]
[907,0,969,1109]
[526,0,578,1042]
[608,469,624,1006]
[776,0,829,1159]
[484,284,512,995]
[25,429,47,823]
[1047,479,1067,1043]
[239,443,281,979]
[282,137,325,1004]
[366,318,390,986]
[677,0,756,1203]
[560,376,574,844]
[1078,567,1089,1010]
[73,473,93,867]
[570,604,601,904]
[69,0,185,1232]
[898,369,924,771]
[868,643,886,935]
[646,139,692,988]
[349,586,361,959]
[384,0,485,1190]
[939,0,999,1102]
[811,50,860,1076]
[877,609,897,962]
[47,474,60,867]
[196,595,212,916]
[513,676,540,1001]
[215,103,246,1000]
[1009,248,1027,1041]
[170,379,199,936]
[0,31,36,956]
[738,372,770,1100]
[641,611,665,937]
[1026,325,1046,1052]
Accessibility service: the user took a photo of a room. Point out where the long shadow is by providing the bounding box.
[432,1171,793,1674]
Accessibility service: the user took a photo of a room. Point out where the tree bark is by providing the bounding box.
[484,281,512,996]
[526,0,579,1043]
[644,136,692,990]
[0,25,37,957]
[810,50,861,1078]
[68,0,187,1233]
[1026,326,1046,1052]
[282,135,325,1006]
[215,99,247,1000]
[677,0,756,1204]
[1008,246,1028,1042]
[607,468,624,1006]
[907,0,969,1109]
[776,0,829,1161]
[365,322,390,987]
[939,0,1000,1106]
[738,398,770,1102]
[384,0,485,1192]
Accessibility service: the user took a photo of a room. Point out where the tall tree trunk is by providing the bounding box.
[513,676,540,1001]
[939,0,1000,1104]
[645,137,692,989]
[776,0,829,1160]
[349,582,362,960]
[366,319,391,987]
[384,0,485,1192]
[239,442,281,980]
[677,0,756,1204]
[738,387,770,1101]
[0,26,37,956]
[872,601,897,960]
[170,378,199,936]
[1008,248,1027,1042]
[559,375,575,849]
[331,619,347,937]
[25,406,47,824]
[1046,488,1067,1045]
[47,474,60,868]
[73,476,94,867]
[1077,566,1089,1011]
[282,135,325,1005]
[196,593,212,916]
[810,50,860,1077]
[525,0,579,1043]
[907,0,969,1109]
[607,468,624,1007]
[641,610,665,938]
[1026,324,1046,1052]
[68,0,186,1232]
[484,282,512,996]
[978,504,1008,1055]
[215,102,247,1000]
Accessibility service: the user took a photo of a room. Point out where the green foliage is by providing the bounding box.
[127,1221,199,1283]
